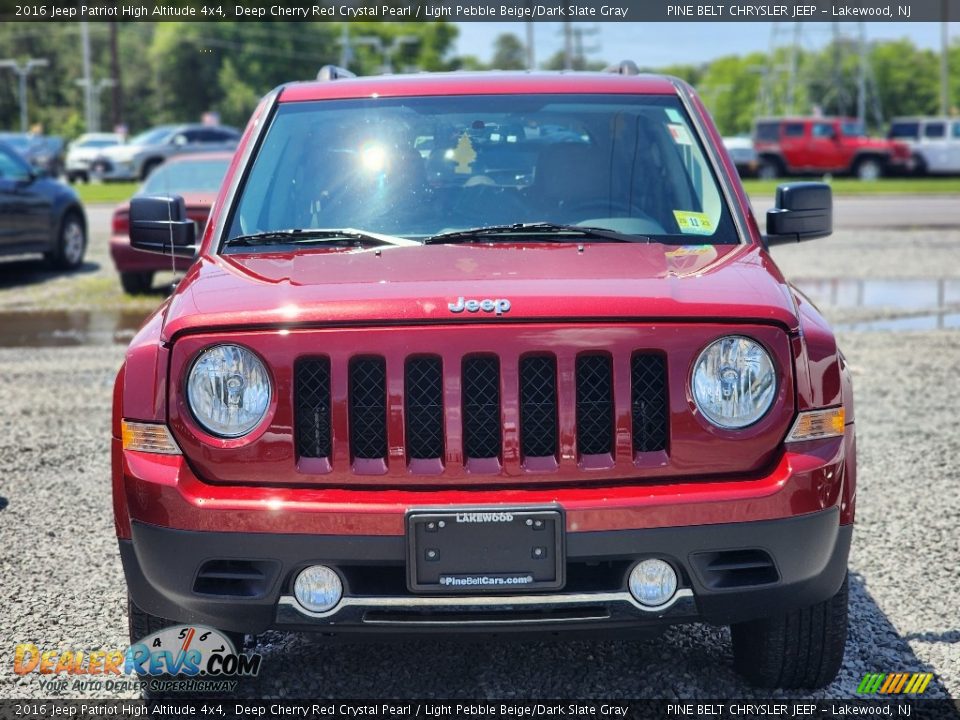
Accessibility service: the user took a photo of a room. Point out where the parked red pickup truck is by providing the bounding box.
[114,68,855,690]
[754,116,911,180]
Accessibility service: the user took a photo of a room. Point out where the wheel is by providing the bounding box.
[140,158,163,181]
[120,271,154,295]
[731,573,848,689]
[45,211,86,270]
[912,155,928,177]
[127,596,248,697]
[854,157,882,181]
[757,158,782,180]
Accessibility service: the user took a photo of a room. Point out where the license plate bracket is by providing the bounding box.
[406,507,565,594]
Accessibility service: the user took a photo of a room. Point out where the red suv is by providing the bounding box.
[114,68,855,689]
[754,116,911,180]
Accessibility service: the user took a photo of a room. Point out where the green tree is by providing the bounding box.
[490,33,526,70]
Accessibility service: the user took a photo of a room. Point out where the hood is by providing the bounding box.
[160,242,799,341]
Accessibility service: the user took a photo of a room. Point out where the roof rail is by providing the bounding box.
[316,65,356,81]
[604,60,641,76]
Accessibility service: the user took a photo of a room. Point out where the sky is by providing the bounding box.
[453,22,956,67]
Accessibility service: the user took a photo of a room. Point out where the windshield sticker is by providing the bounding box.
[667,124,693,146]
[666,245,712,257]
[665,108,684,123]
[452,132,477,175]
[673,211,714,235]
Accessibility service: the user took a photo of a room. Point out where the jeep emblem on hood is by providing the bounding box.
[448,297,512,316]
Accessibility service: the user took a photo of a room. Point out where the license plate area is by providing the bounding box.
[406,508,565,594]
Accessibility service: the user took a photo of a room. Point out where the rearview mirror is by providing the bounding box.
[765,182,832,246]
[129,195,196,257]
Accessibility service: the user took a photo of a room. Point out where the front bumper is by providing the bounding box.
[120,508,851,635]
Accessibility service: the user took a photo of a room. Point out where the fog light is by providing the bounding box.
[293,566,343,613]
[628,559,678,607]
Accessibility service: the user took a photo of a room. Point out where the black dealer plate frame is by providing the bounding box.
[406,507,566,594]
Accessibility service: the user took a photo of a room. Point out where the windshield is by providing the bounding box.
[841,121,865,137]
[227,94,738,248]
[77,138,119,149]
[141,157,229,194]
[129,126,175,146]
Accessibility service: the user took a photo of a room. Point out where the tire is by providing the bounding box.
[120,271,154,295]
[854,157,883,181]
[731,573,848,689]
[913,155,928,177]
[45,211,86,271]
[127,596,247,698]
[757,158,782,180]
[140,158,163,181]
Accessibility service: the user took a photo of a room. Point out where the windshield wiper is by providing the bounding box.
[423,223,650,245]
[225,228,420,248]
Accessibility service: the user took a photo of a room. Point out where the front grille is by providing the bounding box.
[631,354,668,452]
[576,354,614,456]
[349,356,387,460]
[293,345,669,474]
[295,358,331,458]
[520,356,558,458]
[462,356,502,460]
[405,357,444,459]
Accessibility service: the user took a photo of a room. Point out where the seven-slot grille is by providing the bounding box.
[295,351,668,470]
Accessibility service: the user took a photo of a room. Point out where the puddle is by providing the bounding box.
[793,278,960,332]
[793,278,960,309]
[0,279,955,346]
[0,310,149,348]
[834,313,960,332]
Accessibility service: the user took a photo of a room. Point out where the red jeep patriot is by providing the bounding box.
[113,67,855,689]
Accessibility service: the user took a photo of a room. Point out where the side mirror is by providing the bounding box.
[765,182,832,246]
[129,195,196,257]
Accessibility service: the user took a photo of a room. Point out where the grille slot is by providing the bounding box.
[295,358,331,458]
[193,559,277,598]
[576,354,614,455]
[631,354,668,452]
[520,355,558,458]
[405,357,444,459]
[692,549,779,589]
[462,356,502,460]
[349,356,387,460]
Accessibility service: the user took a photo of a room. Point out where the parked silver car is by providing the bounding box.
[91,123,240,181]
[888,117,960,176]
[65,132,123,183]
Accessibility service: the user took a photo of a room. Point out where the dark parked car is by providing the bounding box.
[0,141,87,269]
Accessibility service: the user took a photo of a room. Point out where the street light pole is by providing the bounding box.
[0,58,49,132]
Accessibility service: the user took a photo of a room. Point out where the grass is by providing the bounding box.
[74,182,140,205]
[742,177,960,196]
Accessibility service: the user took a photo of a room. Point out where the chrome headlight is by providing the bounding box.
[186,344,271,438]
[691,336,776,429]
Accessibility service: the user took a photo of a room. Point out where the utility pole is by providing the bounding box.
[525,21,534,70]
[563,22,573,70]
[857,23,867,125]
[0,58,49,132]
[81,22,94,132]
[109,20,123,129]
[940,3,950,116]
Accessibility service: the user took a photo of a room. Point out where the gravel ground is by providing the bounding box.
[0,212,957,701]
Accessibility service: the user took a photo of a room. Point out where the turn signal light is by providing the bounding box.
[121,421,181,455]
[785,408,845,443]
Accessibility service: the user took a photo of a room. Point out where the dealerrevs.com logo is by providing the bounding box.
[14,625,262,693]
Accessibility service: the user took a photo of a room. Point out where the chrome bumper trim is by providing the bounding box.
[277,588,694,622]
